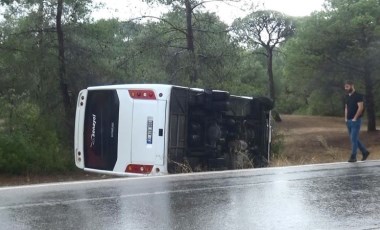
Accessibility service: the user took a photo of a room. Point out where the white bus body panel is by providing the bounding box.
[112,90,134,172]
[113,90,167,171]
[130,99,166,165]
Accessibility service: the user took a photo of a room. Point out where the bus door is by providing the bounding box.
[131,97,166,166]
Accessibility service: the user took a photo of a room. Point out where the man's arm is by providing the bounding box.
[352,102,364,121]
[345,104,348,122]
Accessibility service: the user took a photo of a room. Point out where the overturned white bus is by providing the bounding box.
[74,84,273,176]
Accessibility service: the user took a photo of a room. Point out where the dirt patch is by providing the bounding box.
[1,115,379,186]
[271,115,380,166]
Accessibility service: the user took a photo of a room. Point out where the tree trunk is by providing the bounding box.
[266,47,281,122]
[185,0,197,83]
[267,48,275,101]
[56,0,73,131]
[363,70,376,131]
[36,0,45,103]
[185,0,194,53]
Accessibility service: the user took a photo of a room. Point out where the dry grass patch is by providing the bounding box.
[271,115,380,166]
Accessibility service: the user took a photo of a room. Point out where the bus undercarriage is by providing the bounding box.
[168,87,273,173]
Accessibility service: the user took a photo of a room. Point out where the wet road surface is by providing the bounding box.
[1,161,380,230]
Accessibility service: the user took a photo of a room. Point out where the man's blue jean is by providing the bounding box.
[346,118,367,158]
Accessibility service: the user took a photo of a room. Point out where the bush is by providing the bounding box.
[270,127,284,159]
[0,134,29,174]
[0,130,72,175]
[0,99,73,175]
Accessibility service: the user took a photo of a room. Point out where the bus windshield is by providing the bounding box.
[84,90,119,170]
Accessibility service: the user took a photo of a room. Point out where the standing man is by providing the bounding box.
[344,80,370,162]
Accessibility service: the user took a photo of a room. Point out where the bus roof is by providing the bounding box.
[86,84,254,100]
[87,84,175,91]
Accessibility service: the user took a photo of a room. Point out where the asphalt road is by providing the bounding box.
[1,161,380,230]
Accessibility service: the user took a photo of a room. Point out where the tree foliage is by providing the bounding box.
[283,0,380,131]
[142,0,239,83]
[0,0,95,174]
[232,10,295,101]
[0,0,379,175]
[122,9,242,88]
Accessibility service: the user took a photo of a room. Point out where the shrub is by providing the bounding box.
[270,127,284,159]
[0,129,72,175]
[0,99,73,175]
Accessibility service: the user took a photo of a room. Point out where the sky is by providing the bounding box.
[91,0,326,24]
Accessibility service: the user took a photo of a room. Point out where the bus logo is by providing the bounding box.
[90,114,96,147]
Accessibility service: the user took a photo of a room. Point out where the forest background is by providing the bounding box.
[0,0,379,175]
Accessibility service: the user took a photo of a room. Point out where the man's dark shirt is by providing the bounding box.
[345,91,364,120]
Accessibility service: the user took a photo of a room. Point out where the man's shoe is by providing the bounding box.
[348,157,357,163]
[362,151,370,161]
